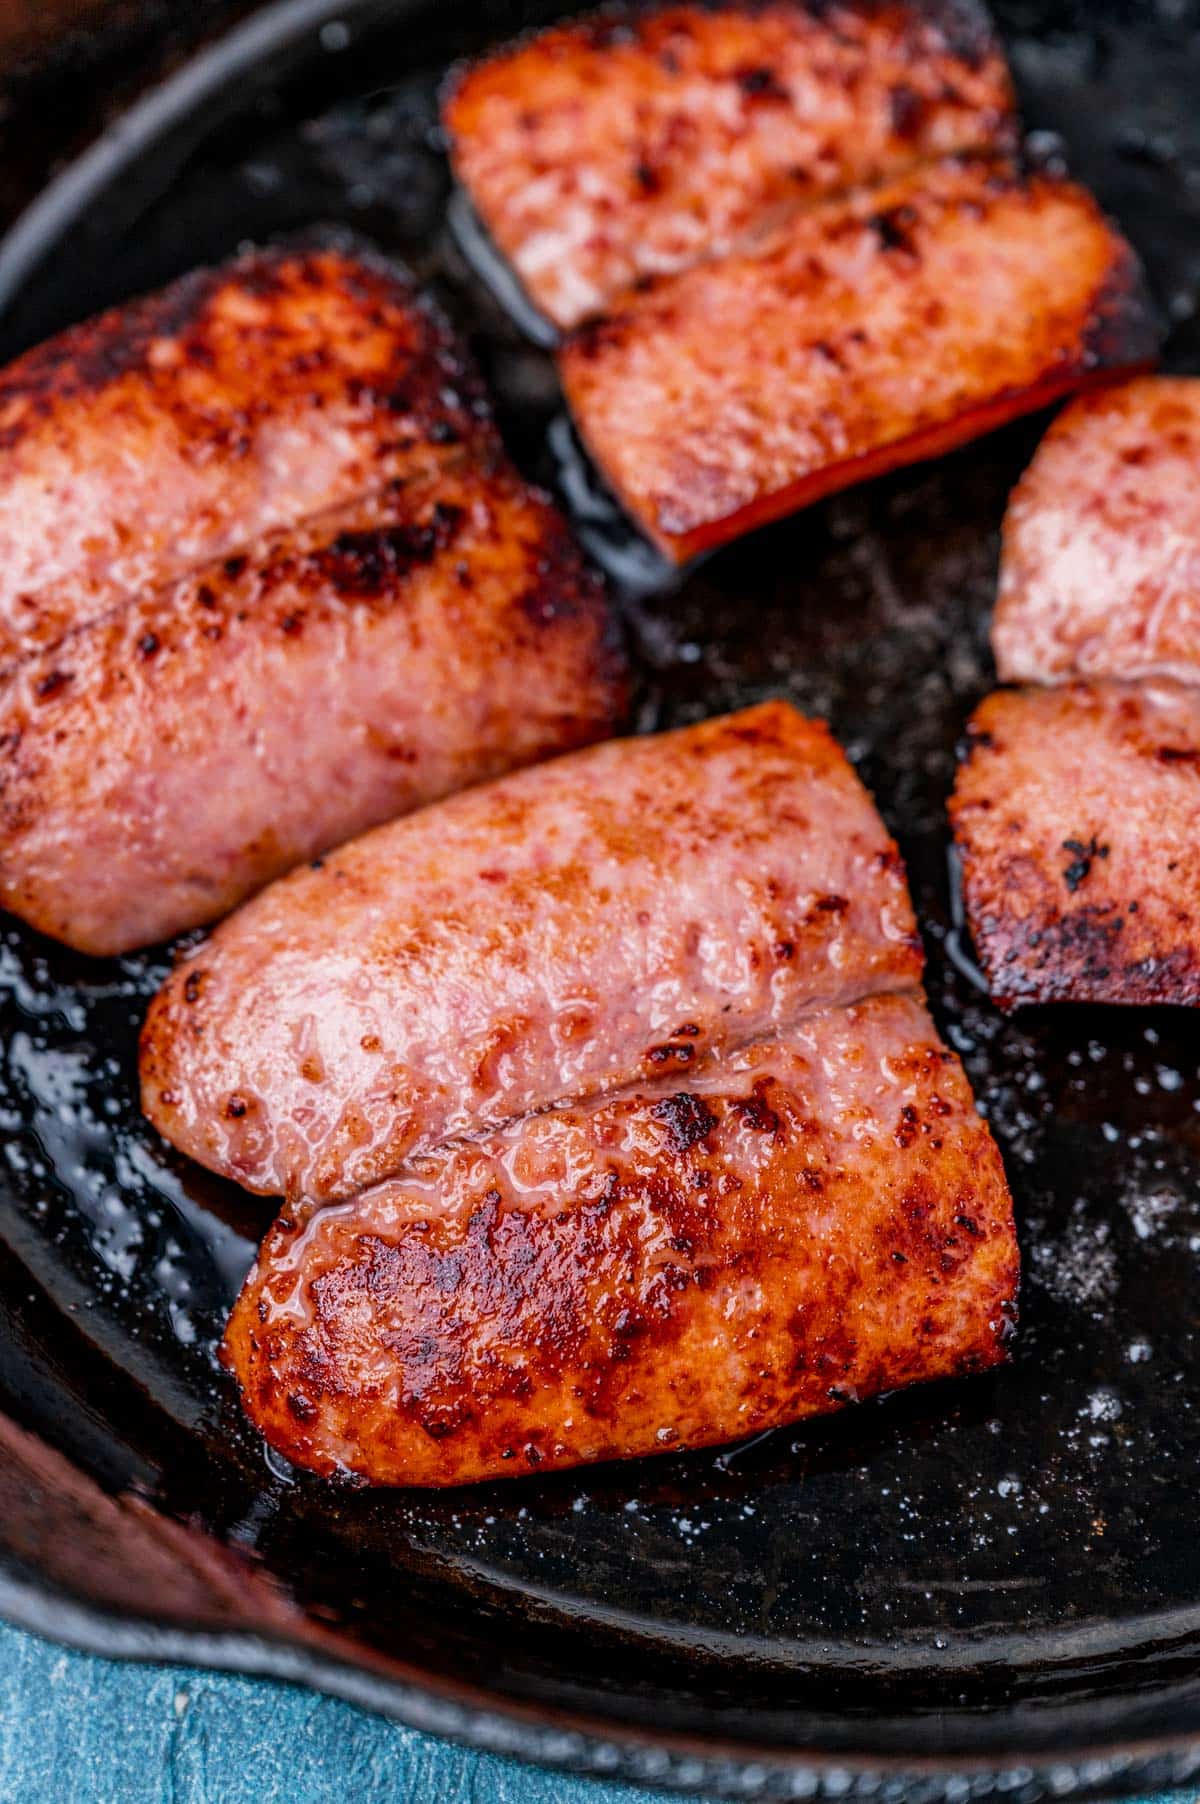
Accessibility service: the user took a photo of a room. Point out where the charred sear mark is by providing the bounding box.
[895,1103,920,1149]
[734,63,790,102]
[316,506,465,596]
[578,13,638,52]
[985,905,1136,1009]
[999,943,1200,1010]
[888,80,927,138]
[517,572,585,629]
[1079,248,1162,371]
[0,261,259,436]
[651,1092,717,1152]
[1061,835,1109,892]
[33,669,71,701]
[869,204,920,256]
[564,313,633,364]
[731,1083,781,1137]
[0,244,490,485]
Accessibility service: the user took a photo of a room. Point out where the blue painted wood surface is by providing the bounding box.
[0,1617,1177,1804]
[0,1616,685,1804]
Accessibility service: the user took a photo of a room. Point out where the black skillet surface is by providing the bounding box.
[1,1,1200,1797]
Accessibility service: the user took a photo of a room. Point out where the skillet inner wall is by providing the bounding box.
[0,0,1199,1744]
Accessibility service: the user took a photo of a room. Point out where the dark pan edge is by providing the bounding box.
[0,0,400,322]
[5,1556,1200,1804]
[1,2,1199,1798]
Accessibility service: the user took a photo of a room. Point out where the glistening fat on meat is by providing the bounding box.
[557,155,1157,562]
[0,459,625,956]
[224,991,1017,1487]
[140,701,923,1201]
[140,701,1018,1485]
[443,0,1018,331]
[0,241,495,664]
[0,245,627,955]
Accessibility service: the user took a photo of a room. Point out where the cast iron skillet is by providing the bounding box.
[0,1,1199,1797]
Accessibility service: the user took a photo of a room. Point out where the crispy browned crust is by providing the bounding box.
[558,154,1158,562]
[994,376,1200,686]
[223,992,1017,1486]
[0,241,494,662]
[444,0,1017,331]
[0,241,482,435]
[0,457,625,956]
[950,682,1200,1010]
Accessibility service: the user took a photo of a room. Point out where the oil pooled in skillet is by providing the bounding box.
[0,0,1199,1676]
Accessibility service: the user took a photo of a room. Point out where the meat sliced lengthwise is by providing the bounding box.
[0,241,493,665]
[993,377,1200,686]
[950,682,1200,1009]
[0,242,627,954]
[558,154,1157,563]
[0,460,624,956]
[224,992,1017,1486]
[146,701,1017,1485]
[443,0,1017,333]
[141,701,922,1202]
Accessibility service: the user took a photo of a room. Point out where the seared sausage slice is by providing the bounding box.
[141,701,921,1202]
[950,682,1200,1009]
[0,242,491,663]
[558,155,1157,563]
[444,0,1016,332]
[0,459,624,956]
[994,377,1200,686]
[222,991,1017,1486]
